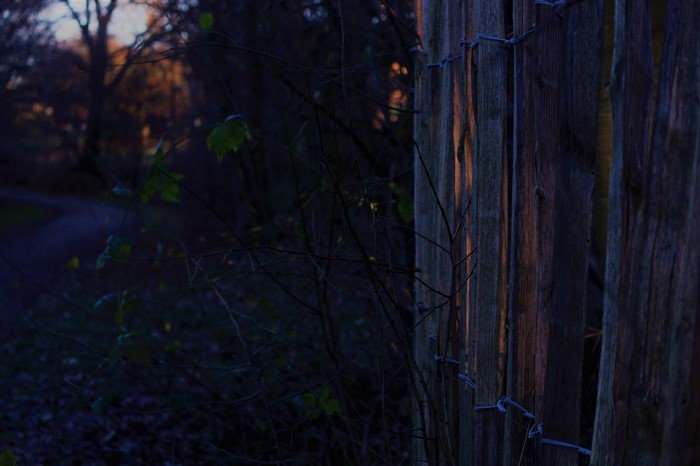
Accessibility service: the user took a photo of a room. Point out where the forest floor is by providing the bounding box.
[0,188,138,335]
[0,187,410,465]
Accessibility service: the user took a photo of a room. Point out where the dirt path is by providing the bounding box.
[0,188,139,335]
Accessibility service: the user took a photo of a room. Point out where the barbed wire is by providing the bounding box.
[434,351,593,457]
[421,0,577,69]
[418,0,594,460]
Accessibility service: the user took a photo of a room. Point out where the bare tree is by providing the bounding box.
[60,0,181,181]
[0,0,51,91]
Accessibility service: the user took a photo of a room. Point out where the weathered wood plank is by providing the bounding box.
[505,1,539,464]
[591,0,654,463]
[541,1,602,465]
[413,0,472,464]
[644,3,700,460]
[594,0,700,463]
[508,2,602,465]
[470,1,508,464]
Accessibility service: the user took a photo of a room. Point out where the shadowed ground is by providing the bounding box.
[0,189,138,336]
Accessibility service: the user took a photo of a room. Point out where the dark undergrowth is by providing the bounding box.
[1,193,415,465]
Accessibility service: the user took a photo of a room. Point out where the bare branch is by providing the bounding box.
[62,0,92,47]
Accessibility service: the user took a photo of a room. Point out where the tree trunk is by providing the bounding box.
[71,0,140,185]
[80,74,106,183]
[593,0,700,463]
[76,0,116,184]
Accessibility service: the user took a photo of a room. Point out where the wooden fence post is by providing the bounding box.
[415,0,602,464]
[506,0,540,463]
[507,0,603,464]
[413,1,472,464]
[593,0,700,463]
[470,1,508,465]
[590,0,654,462]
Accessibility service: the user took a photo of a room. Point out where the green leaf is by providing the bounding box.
[141,170,183,203]
[161,172,183,202]
[0,450,16,466]
[114,290,137,326]
[113,238,132,262]
[300,386,340,420]
[165,340,182,353]
[66,256,80,270]
[318,386,341,416]
[140,173,159,204]
[389,181,414,224]
[321,397,341,415]
[141,139,183,204]
[107,236,132,262]
[207,117,251,162]
[127,342,151,366]
[114,306,124,327]
[199,11,214,31]
[96,236,132,270]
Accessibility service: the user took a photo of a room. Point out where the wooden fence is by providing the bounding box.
[412,0,700,464]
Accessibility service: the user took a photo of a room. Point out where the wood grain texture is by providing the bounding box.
[509,1,602,465]
[413,1,472,464]
[591,0,654,464]
[470,2,508,465]
[594,0,700,463]
[505,0,539,464]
